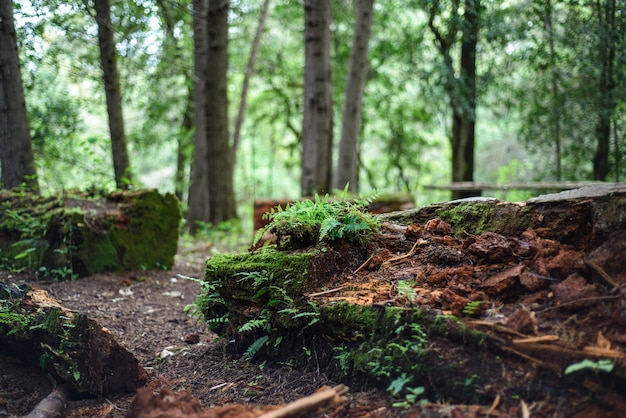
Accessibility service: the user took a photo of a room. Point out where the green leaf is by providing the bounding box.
[564,359,614,375]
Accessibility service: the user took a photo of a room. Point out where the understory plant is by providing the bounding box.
[253,190,381,247]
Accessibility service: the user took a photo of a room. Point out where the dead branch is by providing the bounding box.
[257,385,349,418]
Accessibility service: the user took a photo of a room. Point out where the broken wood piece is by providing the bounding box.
[513,335,560,344]
[257,385,349,418]
[306,285,349,298]
[24,385,70,418]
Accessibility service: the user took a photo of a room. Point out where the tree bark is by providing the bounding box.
[0,0,38,192]
[188,0,237,233]
[232,0,271,157]
[450,0,480,199]
[426,0,480,200]
[593,0,617,181]
[94,0,132,189]
[334,0,374,193]
[302,0,333,197]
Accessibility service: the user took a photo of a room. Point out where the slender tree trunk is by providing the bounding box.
[188,0,236,233]
[176,89,193,202]
[233,0,271,157]
[94,0,132,189]
[156,0,193,202]
[593,0,616,181]
[0,0,38,192]
[189,0,210,232]
[544,0,562,181]
[450,0,480,199]
[302,0,333,197]
[334,0,374,193]
[205,0,236,224]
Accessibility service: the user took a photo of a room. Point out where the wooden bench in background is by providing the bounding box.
[424,181,610,198]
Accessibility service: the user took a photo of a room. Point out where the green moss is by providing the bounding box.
[436,201,527,236]
[0,189,180,279]
[203,247,318,302]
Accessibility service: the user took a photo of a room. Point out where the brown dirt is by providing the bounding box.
[2,213,626,417]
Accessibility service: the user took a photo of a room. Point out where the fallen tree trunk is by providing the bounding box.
[193,184,626,416]
[0,283,147,396]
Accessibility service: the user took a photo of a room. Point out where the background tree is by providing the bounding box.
[188,0,237,233]
[93,0,132,189]
[334,0,374,193]
[301,0,333,196]
[421,0,481,198]
[0,0,38,191]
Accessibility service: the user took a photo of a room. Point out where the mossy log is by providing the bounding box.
[0,282,147,395]
[0,189,180,279]
[195,184,626,409]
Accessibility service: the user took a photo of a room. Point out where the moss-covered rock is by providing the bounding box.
[0,189,180,279]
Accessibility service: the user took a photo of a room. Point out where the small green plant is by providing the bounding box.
[564,359,614,375]
[253,188,381,247]
[462,300,486,316]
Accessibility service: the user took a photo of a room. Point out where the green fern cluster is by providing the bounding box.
[254,191,381,247]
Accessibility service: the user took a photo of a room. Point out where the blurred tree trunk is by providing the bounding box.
[334,0,374,193]
[233,0,271,157]
[94,0,132,189]
[426,0,480,199]
[188,0,237,233]
[0,0,38,192]
[593,0,617,181]
[302,0,333,197]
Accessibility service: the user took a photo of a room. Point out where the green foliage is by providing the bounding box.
[564,359,614,376]
[462,300,486,317]
[254,192,381,247]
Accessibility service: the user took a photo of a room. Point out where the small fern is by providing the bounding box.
[254,190,381,247]
[244,335,269,360]
[238,318,269,333]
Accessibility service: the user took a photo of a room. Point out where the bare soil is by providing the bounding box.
[2,203,626,417]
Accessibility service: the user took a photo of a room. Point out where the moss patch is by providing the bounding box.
[0,189,180,279]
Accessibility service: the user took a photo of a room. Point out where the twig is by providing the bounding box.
[307,286,349,297]
[382,238,427,268]
[257,385,349,418]
[585,260,620,288]
[354,253,376,273]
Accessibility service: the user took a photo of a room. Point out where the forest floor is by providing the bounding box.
[2,196,626,417]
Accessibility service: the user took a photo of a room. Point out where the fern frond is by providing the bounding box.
[244,335,269,360]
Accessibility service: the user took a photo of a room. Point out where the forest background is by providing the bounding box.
[1,0,624,235]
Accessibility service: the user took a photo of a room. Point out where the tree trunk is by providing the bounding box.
[188,0,237,233]
[232,0,271,157]
[450,0,480,199]
[544,0,562,181]
[593,0,616,181]
[334,0,374,193]
[94,0,132,189]
[302,0,333,197]
[0,0,38,192]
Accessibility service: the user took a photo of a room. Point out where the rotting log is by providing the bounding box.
[0,189,180,279]
[194,184,626,413]
[0,282,147,395]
